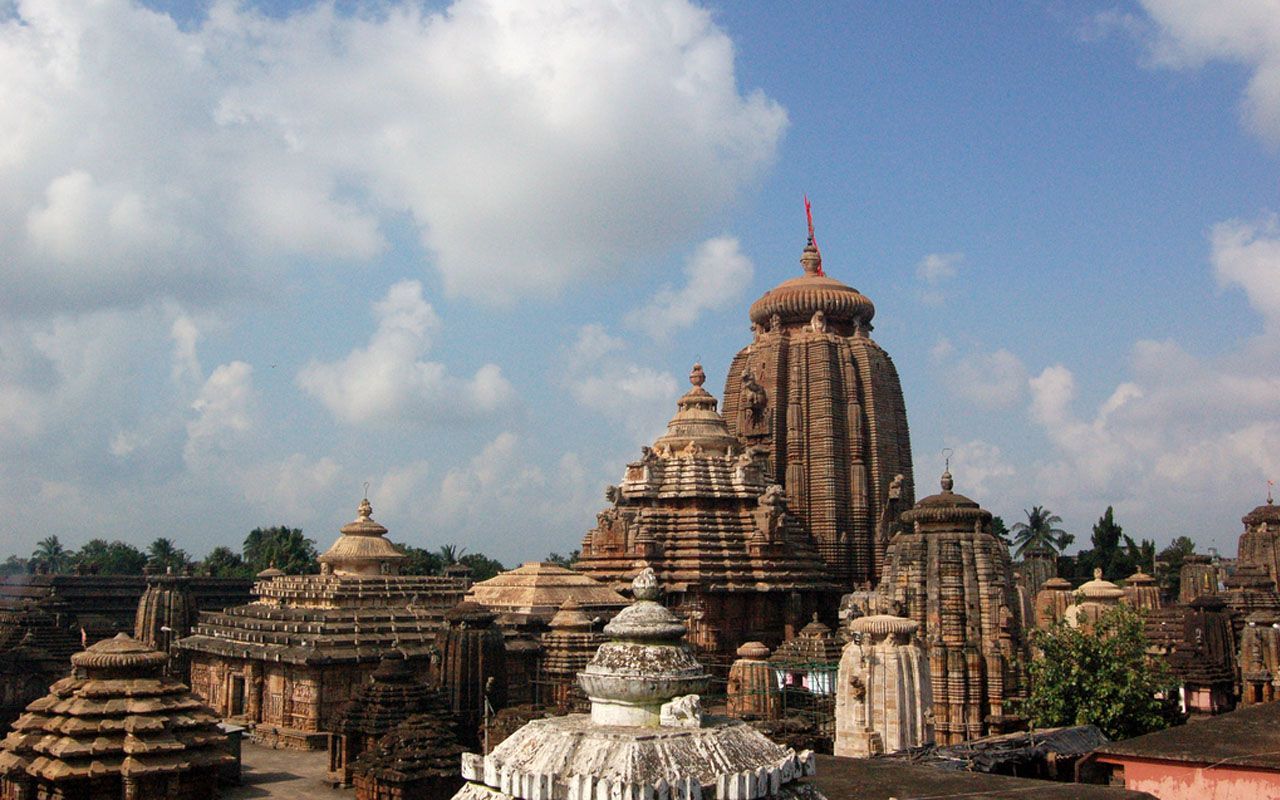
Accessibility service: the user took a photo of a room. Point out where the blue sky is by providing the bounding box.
[1,0,1278,565]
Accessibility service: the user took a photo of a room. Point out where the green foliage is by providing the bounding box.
[73,539,147,575]
[1157,536,1197,599]
[1075,507,1156,581]
[458,552,504,582]
[0,556,29,577]
[544,550,580,569]
[990,517,1011,546]
[146,537,192,574]
[200,546,252,578]
[31,536,71,574]
[1024,605,1181,740]
[1010,506,1073,558]
[437,543,464,566]
[399,545,444,576]
[243,526,318,575]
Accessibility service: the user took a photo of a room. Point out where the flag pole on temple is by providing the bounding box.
[804,194,824,276]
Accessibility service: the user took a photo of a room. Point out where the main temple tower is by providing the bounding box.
[721,233,914,588]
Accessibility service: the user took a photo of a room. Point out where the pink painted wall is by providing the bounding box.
[1097,756,1280,800]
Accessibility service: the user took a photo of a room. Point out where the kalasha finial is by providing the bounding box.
[940,469,954,493]
[1093,567,1103,581]
[689,362,705,388]
[357,497,373,521]
[632,567,659,601]
[802,194,825,277]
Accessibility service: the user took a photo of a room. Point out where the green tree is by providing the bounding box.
[458,552,504,582]
[31,536,71,574]
[0,556,29,577]
[399,545,443,576]
[1024,605,1181,740]
[200,546,252,578]
[146,538,192,574]
[1076,506,1147,581]
[1156,536,1197,600]
[74,539,147,575]
[544,550,580,569]
[437,543,464,567]
[243,527,319,575]
[1010,506,1073,558]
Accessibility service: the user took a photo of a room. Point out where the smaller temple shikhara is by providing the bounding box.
[450,568,825,800]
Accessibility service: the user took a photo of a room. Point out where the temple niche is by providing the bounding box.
[1239,610,1280,706]
[1238,493,1280,587]
[877,470,1027,744]
[575,364,838,665]
[177,498,468,749]
[721,235,914,589]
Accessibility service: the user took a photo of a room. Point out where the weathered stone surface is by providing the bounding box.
[877,471,1027,744]
[834,614,932,758]
[721,239,914,589]
[727,642,780,721]
[351,704,465,800]
[177,498,467,749]
[541,600,603,713]
[441,601,508,747]
[1064,570,1126,632]
[1032,577,1074,630]
[450,571,824,800]
[1178,554,1220,604]
[1239,610,1280,706]
[1120,570,1161,612]
[576,366,838,663]
[0,633,231,800]
[1238,494,1280,587]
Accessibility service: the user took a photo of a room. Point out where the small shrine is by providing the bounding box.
[350,707,465,800]
[1178,554,1220,604]
[727,641,780,720]
[178,497,468,748]
[1033,577,1075,630]
[0,633,231,800]
[1064,570,1126,632]
[1239,610,1280,706]
[1120,570,1162,612]
[450,568,824,800]
[439,601,508,747]
[834,614,933,758]
[539,599,603,713]
[134,569,198,679]
[1238,493,1280,587]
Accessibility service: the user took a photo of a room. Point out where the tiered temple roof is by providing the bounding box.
[1239,494,1280,587]
[465,562,626,627]
[350,705,465,800]
[0,633,231,799]
[576,365,837,659]
[179,499,466,666]
[721,236,914,588]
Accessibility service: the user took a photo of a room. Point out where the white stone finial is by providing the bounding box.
[633,567,659,601]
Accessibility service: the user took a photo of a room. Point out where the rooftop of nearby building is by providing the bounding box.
[813,755,1155,800]
[1092,701,1280,770]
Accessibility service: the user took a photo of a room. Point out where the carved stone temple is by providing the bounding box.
[178,497,467,749]
[877,470,1027,744]
[450,569,824,800]
[576,365,837,663]
[834,614,933,758]
[0,633,231,800]
[720,236,914,589]
[1238,493,1280,587]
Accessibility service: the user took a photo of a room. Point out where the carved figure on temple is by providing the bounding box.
[740,369,769,434]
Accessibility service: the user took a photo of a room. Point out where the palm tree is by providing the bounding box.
[146,537,190,573]
[437,544,465,566]
[31,536,70,573]
[1010,506,1074,558]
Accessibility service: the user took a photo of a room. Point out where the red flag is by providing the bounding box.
[803,194,824,275]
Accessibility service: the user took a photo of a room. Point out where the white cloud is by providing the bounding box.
[936,345,1028,410]
[1212,214,1280,330]
[1134,0,1280,145]
[241,453,344,523]
[915,252,962,306]
[297,279,515,425]
[940,439,1016,503]
[1,0,786,310]
[564,324,679,442]
[184,360,256,466]
[626,236,754,340]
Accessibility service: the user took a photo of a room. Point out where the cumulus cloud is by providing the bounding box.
[564,324,679,442]
[241,453,344,523]
[940,439,1016,502]
[626,237,754,340]
[0,0,786,310]
[184,361,256,466]
[1212,213,1280,329]
[297,280,515,425]
[1132,0,1280,145]
[915,252,962,306]
[935,344,1028,410]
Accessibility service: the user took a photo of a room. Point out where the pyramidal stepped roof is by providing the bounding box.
[466,562,627,618]
[0,633,231,784]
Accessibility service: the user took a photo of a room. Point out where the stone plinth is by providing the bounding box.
[877,470,1026,744]
[727,642,781,720]
[834,615,932,758]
